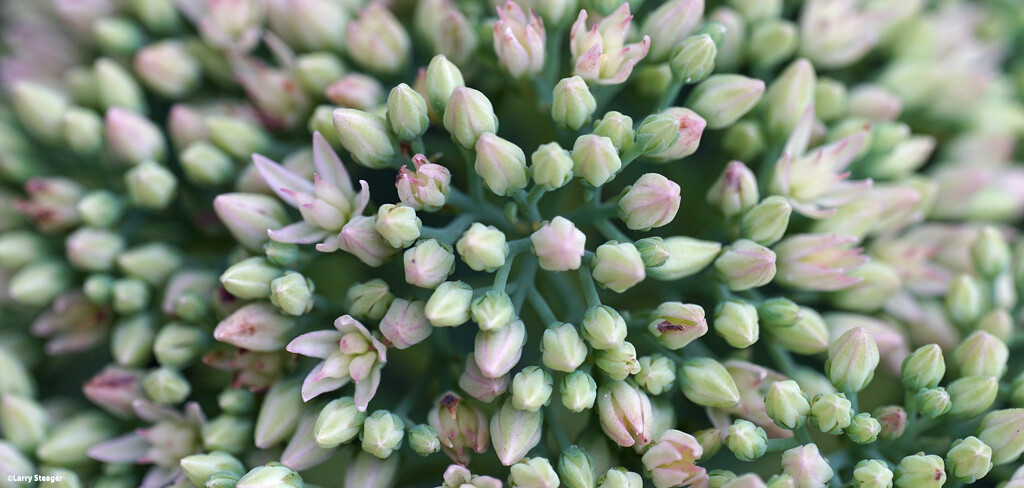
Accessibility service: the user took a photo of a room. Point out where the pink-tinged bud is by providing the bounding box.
[427,392,490,465]
[781,444,833,487]
[598,381,653,448]
[320,215,401,267]
[648,302,707,350]
[83,366,145,418]
[66,227,124,272]
[458,355,509,403]
[572,134,621,187]
[531,217,586,271]
[15,178,84,233]
[798,0,898,68]
[213,193,289,252]
[826,313,907,375]
[167,104,207,151]
[133,41,201,98]
[397,154,452,212]
[214,303,297,352]
[714,239,777,291]
[474,320,526,378]
[707,161,759,219]
[440,464,503,488]
[490,397,543,466]
[105,107,167,165]
[265,0,347,52]
[475,133,529,196]
[646,108,707,162]
[346,4,410,75]
[569,4,651,85]
[977,409,1024,465]
[642,0,705,62]
[325,74,384,111]
[641,429,704,488]
[774,234,867,291]
[848,85,903,122]
[493,2,546,79]
[404,239,455,289]
[378,298,431,349]
[592,241,645,293]
[618,173,681,231]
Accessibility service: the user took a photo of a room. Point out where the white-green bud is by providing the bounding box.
[726,419,767,462]
[825,327,879,392]
[952,330,1008,379]
[387,83,430,141]
[346,279,394,321]
[686,75,766,129]
[180,141,234,187]
[511,457,560,488]
[635,354,676,395]
[648,237,722,281]
[512,366,553,412]
[315,397,366,448]
[142,367,191,405]
[679,357,740,408]
[220,257,284,300]
[946,436,993,483]
[541,322,588,373]
[375,204,421,249]
[236,463,303,488]
[593,111,635,153]
[596,341,641,381]
[425,55,466,116]
[894,454,946,488]
[125,161,177,210]
[809,392,853,434]
[714,300,759,348]
[61,108,104,155]
[561,370,598,412]
[592,241,646,293]
[846,413,881,444]
[583,305,628,350]
[180,451,245,487]
[552,76,597,130]
[765,380,810,430]
[852,459,893,488]
[471,291,516,331]
[113,277,152,314]
[332,109,400,169]
[476,133,529,196]
[457,223,508,272]
[269,271,315,316]
[425,281,473,327]
[408,424,441,456]
[360,410,405,458]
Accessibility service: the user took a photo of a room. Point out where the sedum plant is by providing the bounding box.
[2,0,1024,487]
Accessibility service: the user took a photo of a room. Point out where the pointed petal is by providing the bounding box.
[88,433,149,463]
[132,399,183,423]
[783,105,816,157]
[268,221,331,244]
[139,467,181,488]
[313,132,355,199]
[352,180,371,216]
[301,363,350,401]
[353,366,382,412]
[287,330,343,359]
[253,153,315,207]
[263,32,296,68]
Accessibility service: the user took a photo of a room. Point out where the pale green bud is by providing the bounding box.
[294,53,346,95]
[953,330,1008,379]
[809,392,853,434]
[405,239,455,289]
[343,451,399,488]
[425,55,466,116]
[944,436,992,483]
[0,231,46,270]
[583,305,627,350]
[220,257,284,300]
[11,82,69,142]
[765,380,810,430]
[76,190,123,229]
[386,83,429,141]
[425,281,473,327]
[592,241,645,293]
[633,113,682,155]
[829,261,901,313]
[729,0,781,21]
[112,278,151,314]
[558,446,596,488]
[895,454,945,488]
[346,279,394,321]
[218,388,254,415]
[552,76,597,131]
[512,366,553,412]
[814,78,848,122]
[95,58,145,113]
[561,371,598,412]
[94,15,143,52]
[202,415,253,454]
[592,112,635,154]
[826,327,879,392]
[780,444,832,488]
[633,64,675,98]
[723,120,766,162]
[269,271,315,316]
[263,242,300,269]
[686,75,766,129]
[726,419,767,462]
[511,457,560,488]
[634,237,670,268]
[118,243,181,287]
[206,116,269,160]
[0,394,47,451]
[476,133,530,195]
[852,459,893,488]
[254,380,302,448]
[61,107,104,154]
[445,87,499,149]
[65,227,124,272]
[456,223,508,272]
[180,451,245,487]
[125,161,177,210]
[763,59,815,141]
[635,354,676,395]
[670,34,717,84]
[947,376,998,418]
[236,464,303,488]
[491,397,544,466]
[596,341,641,381]
[713,239,777,291]
[531,142,574,190]
[771,307,829,354]
[679,357,740,408]
[37,412,116,466]
[946,274,984,325]
[213,193,288,252]
[972,227,1010,278]
[83,274,114,304]
[707,161,758,219]
[542,322,588,373]
[976,309,1012,342]
[916,388,951,419]
[644,0,705,62]
[572,134,621,187]
[133,40,201,98]
[739,196,791,246]
[649,301,707,350]
[695,428,724,459]
[617,173,682,231]
[708,470,739,488]
[714,299,759,348]
[333,109,399,169]
[902,344,945,391]
[648,237,721,281]
[142,367,191,405]
[345,4,410,74]
[746,20,798,72]
[977,409,1024,465]
[9,260,71,307]
[360,410,404,458]
[471,291,516,331]
[315,397,366,448]
[180,142,234,186]
[766,474,795,488]
[111,314,155,367]
[408,424,441,456]
[846,413,881,444]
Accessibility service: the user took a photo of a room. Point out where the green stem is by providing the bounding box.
[545,404,572,451]
[410,137,426,155]
[594,218,630,242]
[447,189,513,232]
[511,259,539,311]
[458,146,484,201]
[419,213,475,243]
[528,288,558,324]
[655,78,686,111]
[846,391,860,413]
[765,436,802,452]
[578,264,601,308]
[767,342,799,378]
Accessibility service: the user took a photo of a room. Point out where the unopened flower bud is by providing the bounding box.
[490,397,543,466]
[511,457,559,488]
[707,161,758,220]
[76,190,123,228]
[40,412,116,466]
[111,314,155,367]
[333,109,400,169]
[445,87,499,149]
[117,243,180,287]
[765,380,810,431]
[125,161,177,210]
[405,239,455,289]
[726,419,767,462]
[62,108,104,155]
[846,413,880,444]
[596,341,641,381]
[686,75,766,129]
[781,444,832,488]
[641,429,705,488]
[360,410,404,458]
[512,366,553,412]
[142,366,191,404]
[902,344,946,392]
[456,223,508,272]
[531,143,574,190]
[714,239,777,291]
[852,459,892,488]
[738,196,791,246]
[459,355,510,402]
[133,41,201,98]
[398,155,452,212]
[105,108,166,165]
[591,241,645,293]
[669,34,717,83]
[826,327,879,393]
[409,424,441,456]
[559,446,596,488]
[714,299,759,348]
[294,53,345,95]
[944,436,992,483]
[11,82,69,142]
[636,354,676,395]
[347,279,394,321]
[112,278,150,314]
[375,204,421,249]
[425,281,474,327]
[471,291,516,332]
[874,405,907,440]
[66,228,124,272]
[237,464,303,488]
[916,388,951,419]
[648,301,707,350]
[386,84,429,141]
[180,141,234,186]
[0,394,47,451]
[772,307,829,354]
[269,271,315,316]
[679,357,740,408]
[326,74,384,111]
[572,134,621,187]
[9,260,71,307]
[561,371,598,412]
[95,57,145,113]
[493,2,545,78]
[593,111,635,153]
[618,173,681,231]
[475,133,529,196]
[645,108,706,162]
[552,76,596,131]
[220,257,283,300]
[598,380,653,448]
[214,193,288,251]
[180,451,245,487]
[723,120,767,162]
[315,397,366,448]
[970,226,1009,278]
[207,116,269,160]
[425,55,466,116]
[953,331,1008,379]
[532,217,586,272]
[894,454,945,488]
[644,0,704,62]
[346,4,410,74]
[379,298,431,349]
[540,322,586,372]
[579,305,625,350]
[946,274,984,325]
[644,237,719,281]
[948,376,998,418]
[809,392,852,434]
[203,414,253,453]
[977,409,1024,465]
[475,319,526,378]
[214,303,297,352]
